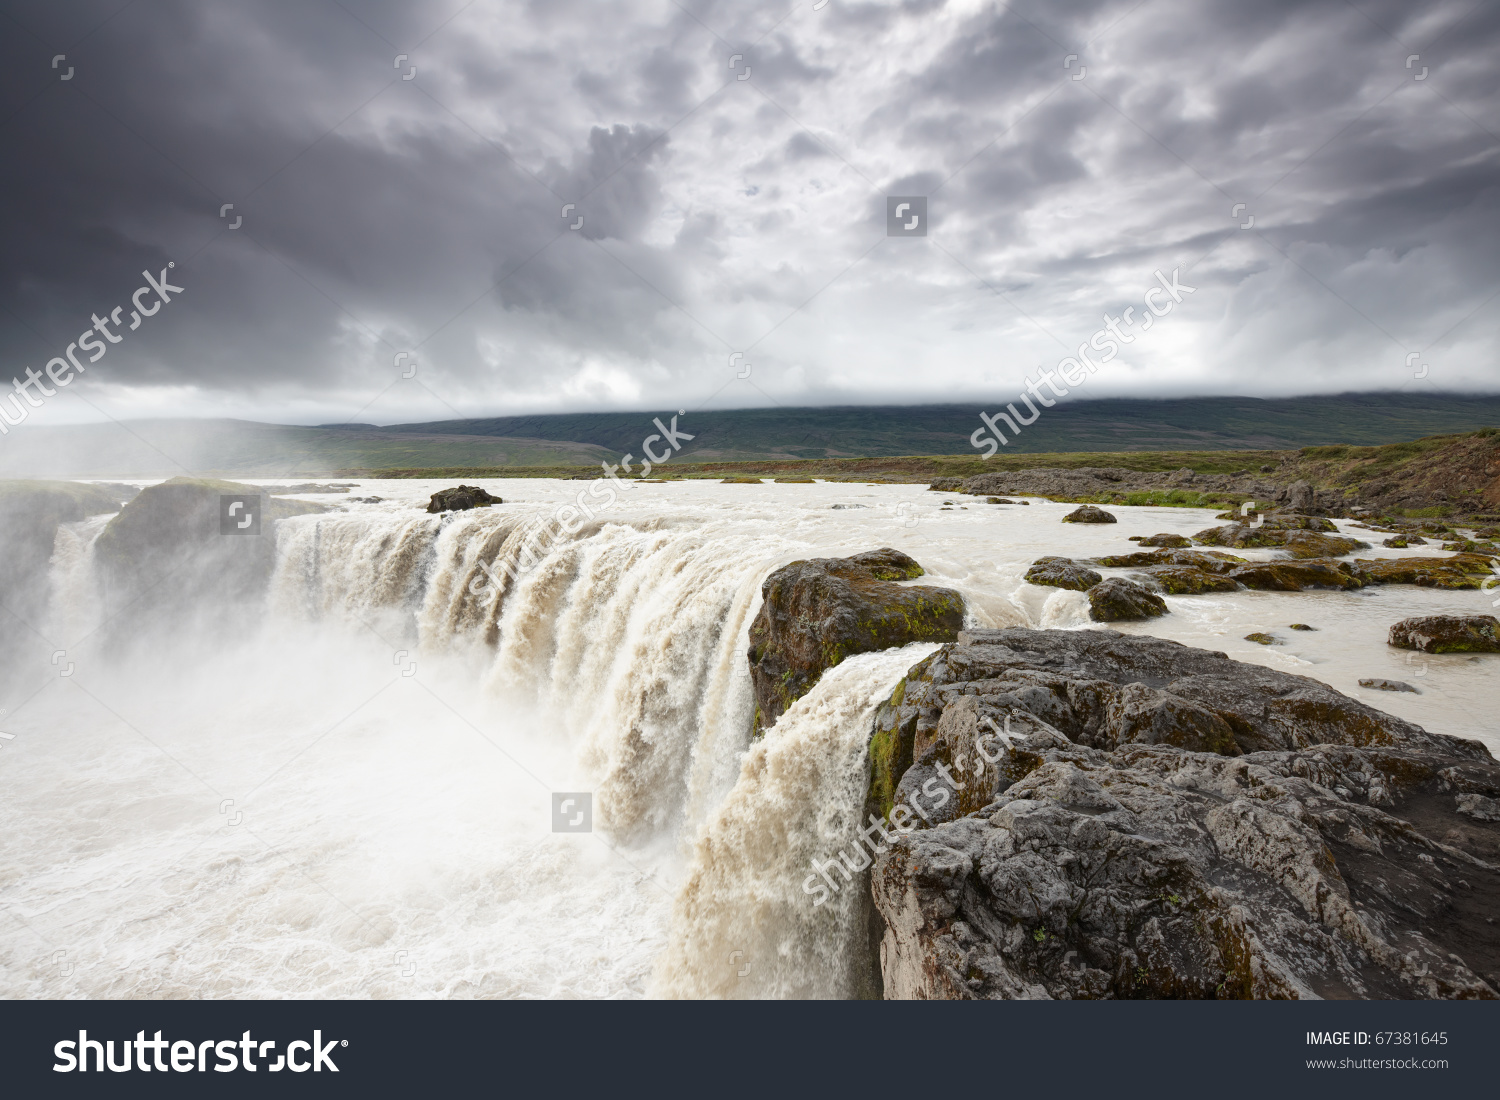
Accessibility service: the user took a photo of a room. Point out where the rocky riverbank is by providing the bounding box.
[863,628,1500,999]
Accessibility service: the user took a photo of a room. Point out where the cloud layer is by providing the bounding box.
[1,0,1496,426]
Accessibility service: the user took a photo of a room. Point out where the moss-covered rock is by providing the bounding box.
[1282,531,1368,558]
[1388,615,1500,654]
[1023,556,1102,591]
[1088,577,1168,621]
[1129,532,1193,547]
[747,548,965,735]
[1227,559,1363,591]
[1146,566,1240,594]
[1062,504,1116,524]
[1096,548,1245,572]
[1244,632,1281,645]
[1352,557,1484,589]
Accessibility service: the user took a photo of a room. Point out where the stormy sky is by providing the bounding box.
[1,0,1497,427]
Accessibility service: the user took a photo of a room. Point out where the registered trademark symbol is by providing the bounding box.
[341,1040,348,1046]
[168,262,174,267]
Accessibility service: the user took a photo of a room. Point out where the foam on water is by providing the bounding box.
[2,478,1496,998]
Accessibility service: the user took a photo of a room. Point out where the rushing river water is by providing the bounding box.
[2,478,1497,998]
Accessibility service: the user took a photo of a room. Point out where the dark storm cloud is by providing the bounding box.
[0,0,1495,423]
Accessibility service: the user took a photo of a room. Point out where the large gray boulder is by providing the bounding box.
[863,628,1499,999]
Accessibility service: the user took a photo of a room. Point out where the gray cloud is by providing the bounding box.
[0,0,1495,427]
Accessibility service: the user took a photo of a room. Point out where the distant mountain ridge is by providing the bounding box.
[362,392,1500,460]
[2,392,1496,478]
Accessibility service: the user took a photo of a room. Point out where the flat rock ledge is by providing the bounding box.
[862,628,1500,1000]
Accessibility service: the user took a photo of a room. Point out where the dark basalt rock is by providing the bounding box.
[1227,559,1363,591]
[864,628,1500,999]
[1388,615,1500,654]
[746,548,965,735]
[1087,577,1167,621]
[426,484,503,513]
[1023,557,1102,592]
[1129,533,1193,547]
[1062,505,1116,524]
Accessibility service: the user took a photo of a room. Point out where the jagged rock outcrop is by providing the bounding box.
[426,484,503,512]
[746,549,965,734]
[864,628,1500,1000]
[1388,615,1500,654]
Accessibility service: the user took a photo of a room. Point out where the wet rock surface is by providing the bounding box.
[1140,566,1239,594]
[1351,557,1487,589]
[866,628,1500,1000]
[1095,548,1244,573]
[426,484,503,512]
[1359,678,1419,693]
[1228,559,1363,591]
[1388,615,1500,654]
[1062,504,1116,524]
[1023,557,1102,591]
[1087,577,1167,621]
[747,548,965,735]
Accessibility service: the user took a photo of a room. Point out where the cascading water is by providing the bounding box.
[7,479,1497,999]
[650,643,940,999]
[0,499,918,998]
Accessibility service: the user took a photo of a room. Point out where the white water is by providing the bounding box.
[3,478,1497,999]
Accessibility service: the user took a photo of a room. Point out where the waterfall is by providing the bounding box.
[269,510,780,844]
[650,643,940,999]
[10,498,942,998]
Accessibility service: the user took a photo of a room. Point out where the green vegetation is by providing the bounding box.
[5,394,1497,478]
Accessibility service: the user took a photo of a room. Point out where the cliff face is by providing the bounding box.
[0,481,127,689]
[746,549,965,735]
[93,477,324,640]
[866,628,1500,999]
